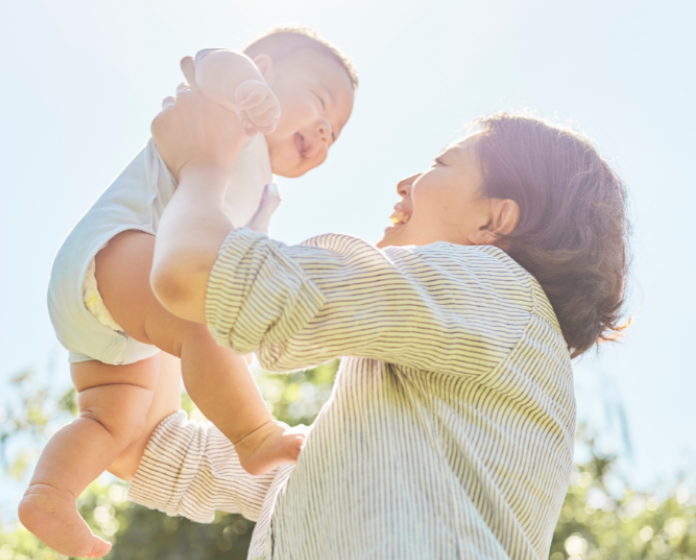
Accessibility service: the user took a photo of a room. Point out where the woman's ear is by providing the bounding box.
[467,198,520,246]
[490,198,520,236]
[252,54,274,78]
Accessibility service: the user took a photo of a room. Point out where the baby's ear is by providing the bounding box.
[252,54,274,78]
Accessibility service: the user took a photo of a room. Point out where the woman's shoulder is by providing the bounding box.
[297,234,555,322]
[420,242,533,283]
[301,233,518,271]
[299,234,528,287]
[301,232,374,252]
[408,242,559,328]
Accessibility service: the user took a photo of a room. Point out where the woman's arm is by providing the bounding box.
[204,231,529,377]
[153,181,519,377]
[149,66,247,323]
[150,61,529,376]
[127,411,283,523]
[150,163,235,324]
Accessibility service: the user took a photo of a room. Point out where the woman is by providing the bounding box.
[118,62,629,560]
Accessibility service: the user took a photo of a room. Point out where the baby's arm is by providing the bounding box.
[194,49,280,135]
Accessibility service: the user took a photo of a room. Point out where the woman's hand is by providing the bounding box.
[151,57,248,182]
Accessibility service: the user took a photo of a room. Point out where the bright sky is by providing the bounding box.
[1,0,695,515]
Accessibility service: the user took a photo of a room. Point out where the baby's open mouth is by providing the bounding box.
[294,132,308,158]
[389,210,411,226]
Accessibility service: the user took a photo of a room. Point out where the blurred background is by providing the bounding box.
[1,0,694,558]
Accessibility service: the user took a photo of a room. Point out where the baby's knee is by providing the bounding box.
[79,400,149,446]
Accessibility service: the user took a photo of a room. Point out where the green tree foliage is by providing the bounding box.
[551,426,696,560]
[0,362,338,560]
[1,363,694,560]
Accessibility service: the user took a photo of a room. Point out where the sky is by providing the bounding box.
[1,0,695,519]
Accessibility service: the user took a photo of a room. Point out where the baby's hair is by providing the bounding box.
[244,25,358,90]
[473,112,631,358]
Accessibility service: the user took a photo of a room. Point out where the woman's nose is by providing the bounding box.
[397,174,419,197]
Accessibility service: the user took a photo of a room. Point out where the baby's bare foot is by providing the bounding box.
[18,484,112,558]
[235,421,306,475]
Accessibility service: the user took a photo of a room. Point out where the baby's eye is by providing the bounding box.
[314,92,326,109]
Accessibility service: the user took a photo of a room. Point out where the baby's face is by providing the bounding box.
[261,50,355,178]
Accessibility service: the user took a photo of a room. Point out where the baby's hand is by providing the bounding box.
[235,79,280,137]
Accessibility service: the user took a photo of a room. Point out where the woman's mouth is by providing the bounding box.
[389,210,411,226]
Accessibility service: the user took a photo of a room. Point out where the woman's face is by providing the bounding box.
[377,136,495,249]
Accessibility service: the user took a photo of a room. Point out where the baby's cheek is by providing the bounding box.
[312,148,329,169]
[265,140,284,173]
[264,130,281,152]
[267,145,299,178]
[267,151,289,176]
[275,99,307,127]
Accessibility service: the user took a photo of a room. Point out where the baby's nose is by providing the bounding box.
[317,120,332,145]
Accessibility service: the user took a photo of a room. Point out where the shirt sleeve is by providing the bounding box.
[205,230,532,376]
[127,411,276,523]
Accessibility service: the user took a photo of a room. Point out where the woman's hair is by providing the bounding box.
[474,112,630,358]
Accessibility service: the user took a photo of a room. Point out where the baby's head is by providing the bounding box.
[244,26,358,178]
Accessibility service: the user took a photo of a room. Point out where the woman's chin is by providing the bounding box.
[376,225,406,248]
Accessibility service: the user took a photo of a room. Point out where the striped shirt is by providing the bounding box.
[129,230,576,560]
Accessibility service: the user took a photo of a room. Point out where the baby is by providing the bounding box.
[19,26,357,558]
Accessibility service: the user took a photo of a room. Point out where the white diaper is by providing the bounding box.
[82,258,124,332]
[48,136,276,367]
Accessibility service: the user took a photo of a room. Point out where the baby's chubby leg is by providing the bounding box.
[19,355,160,558]
[108,351,182,481]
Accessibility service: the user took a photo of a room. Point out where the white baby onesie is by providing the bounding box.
[48,135,279,366]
